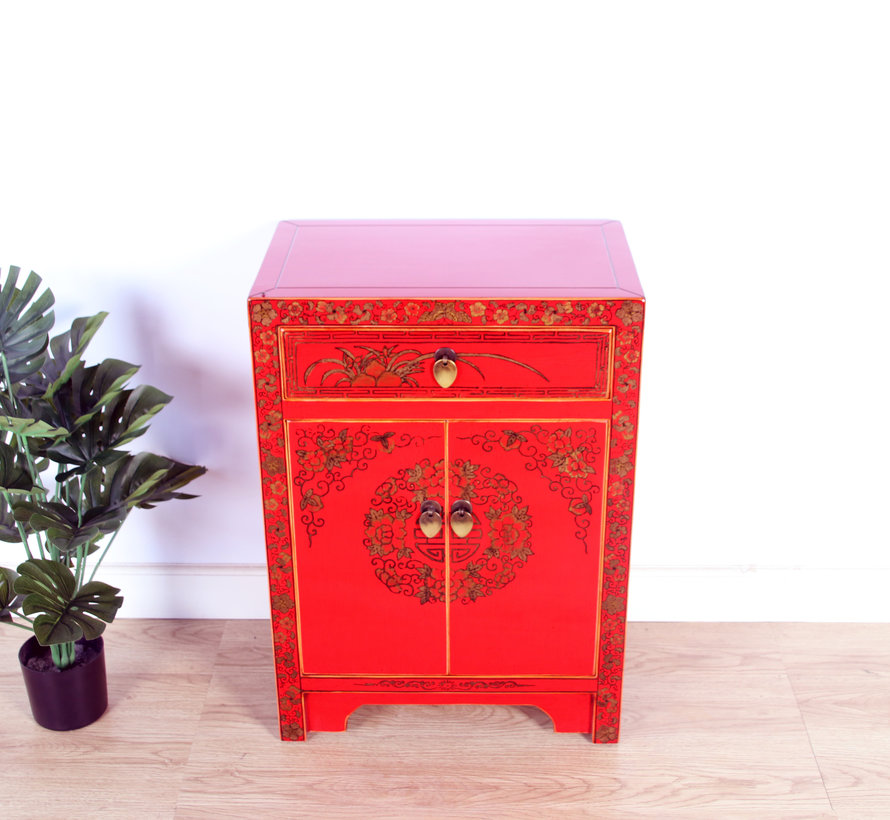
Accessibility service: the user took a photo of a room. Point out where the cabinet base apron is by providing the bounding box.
[304,692,596,735]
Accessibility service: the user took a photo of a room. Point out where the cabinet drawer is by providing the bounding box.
[281,328,613,399]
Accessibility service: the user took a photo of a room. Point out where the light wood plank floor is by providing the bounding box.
[1,621,888,819]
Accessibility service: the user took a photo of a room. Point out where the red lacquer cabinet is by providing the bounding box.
[249,220,644,742]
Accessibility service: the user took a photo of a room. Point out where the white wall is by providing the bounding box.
[1,1,887,621]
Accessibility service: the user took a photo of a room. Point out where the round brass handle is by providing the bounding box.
[418,500,444,538]
[433,347,458,389]
[450,499,474,538]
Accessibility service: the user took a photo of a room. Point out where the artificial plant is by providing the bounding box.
[0,266,205,669]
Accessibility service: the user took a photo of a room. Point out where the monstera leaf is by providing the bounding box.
[14,559,122,645]
[0,267,55,382]
[0,566,24,623]
[43,313,109,401]
[82,453,206,512]
[44,360,170,476]
[0,492,32,542]
[15,312,109,402]
[46,358,139,427]
[0,440,36,494]
[11,500,124,555]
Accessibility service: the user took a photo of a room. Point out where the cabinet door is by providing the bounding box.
[288,421,447,675]
[448,420,609,676]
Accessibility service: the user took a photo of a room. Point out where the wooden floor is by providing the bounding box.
[1,622,888,819]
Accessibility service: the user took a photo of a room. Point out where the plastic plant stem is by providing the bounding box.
[87,526,123,585]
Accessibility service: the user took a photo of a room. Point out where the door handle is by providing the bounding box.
[433,347,458,388]
[418,500,444,538]
[449,499,474,538]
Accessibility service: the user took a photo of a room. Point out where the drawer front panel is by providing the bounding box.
[281,328,613,399]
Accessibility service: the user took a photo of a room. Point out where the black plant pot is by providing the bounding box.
[18,636,108,731]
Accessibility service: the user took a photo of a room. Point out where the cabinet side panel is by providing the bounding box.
[594,299,644,743]
[248,298,305,740]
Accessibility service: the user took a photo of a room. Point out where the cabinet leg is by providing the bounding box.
[276,684,307,741]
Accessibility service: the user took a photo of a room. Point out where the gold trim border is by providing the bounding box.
[286,417,609,680]
[278,325,616,402]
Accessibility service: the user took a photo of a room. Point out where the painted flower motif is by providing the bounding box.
[259,410,283,438]
[493,512,521,546]
[613,413,635,439]
[604,558,626,578]
[545,429,594,477]
[493,308,510,325]
[616,300,643,326]
[609,453,634,477]
[403,302,421,318]
[618,328,639,347]
[380,308,398,323]
[616,373,638,394]
[252,302,278,326]
[418,302,472,323]
[470,302,487,317]
[587,303,606,320]
[263,454,286,475]
[254,348,271,364]
[603,594,624,615]
[541,309,558,326]
[284,302,303,321]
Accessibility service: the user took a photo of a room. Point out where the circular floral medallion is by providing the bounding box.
[363,458,533,604]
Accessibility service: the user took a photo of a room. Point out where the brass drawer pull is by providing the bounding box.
[433,347,458,388]
[418,500,444,538]
[449,499,474,538]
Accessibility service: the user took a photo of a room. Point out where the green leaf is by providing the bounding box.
[40,312,109,401]
[0,440,36,494]
[0,414,69,438]
[12,499,120,554]
[0,267,55,382]
[82,452,206,514]
[14,559,122,645]
[0,566,24,622]
[0,491,31,542]
[48,383,172,477]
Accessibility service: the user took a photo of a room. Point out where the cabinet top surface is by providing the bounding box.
[250,220,643,300]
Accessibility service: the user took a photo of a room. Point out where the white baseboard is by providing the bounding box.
[101,563,890,622]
